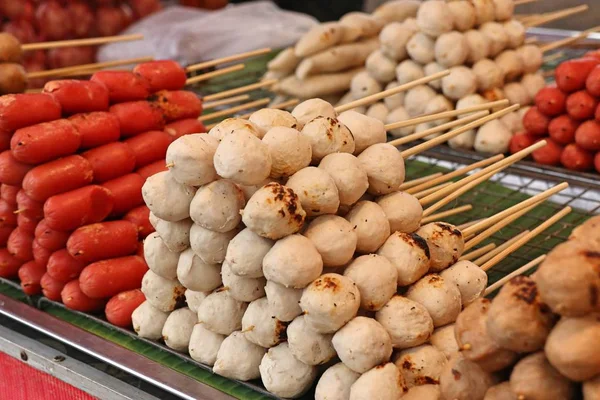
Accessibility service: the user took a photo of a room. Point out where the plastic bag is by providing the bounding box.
[97,2,318,65]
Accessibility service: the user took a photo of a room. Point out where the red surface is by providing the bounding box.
[0,351,96,400]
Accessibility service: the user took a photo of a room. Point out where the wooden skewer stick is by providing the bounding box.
[61,67,129,77]
[385,100,508,133]
[22,33,144,51]
[203,95,250,110]
[421,204,473,225]
[198,98,270,122]
[186,64,245,86]
[25,88,43,93]
[483,255,546,296]
[398,173,444,191]
[540,25,600,53]
[459,243,497,262]
[414,182,453,199]
[406,154,504,195]
[203,79,278,102]
[525,5,588,28]
[473,231,530,265]
[26,56,153,79]
[524,36,539,45]
[401,104,520,159]
[543,51,565,64]
[458,218,485,231]
[481,207,571,271]
[335,70,450,113]
[462,182,569,237]
[514,0,538,5]
[204,98,299,129]
[186,48,272,72]
[389,111,489,147]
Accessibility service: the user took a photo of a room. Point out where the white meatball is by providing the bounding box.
[379,22,412,61]
[500,111,523,133]
[213,131,272,186]
[424,95,455,126]
[132,301,169,340]
[504,20,525,49]
[424,62,445,90]
[315,363,361,400]
[344,255,398,311]
[406,32,436,64]
[337,110,387,155]
[473,58,504,91]
[358,143,406,195]
[376,191,423,234]
[435,31,469,67]
[402,17,419,35]
[448,130,476,150]
[394,344,447,388]
[149,213,192,253]
[262,127,311,178]
[263,234,323,288]
[141,270,185,313]
[521,73,546,100]
[162,307,196,352]
[304,215,357,268]
[386,106,414,138]
[442,66,477,100]
[144,231,179,280]
[440,354,495,400]
[430,324,459,359]
[472,0,495,25]
[456,94,487,113]
[264,280,303,322]
[381,81,405,110]
[189,224,237,265]
[516,45,543,74]
[197,290,248,335]
[404,85,437,116]
[286,167,340,217]
[189,180,244,233]
[185,289,208,313]
[301,116,355,163]
[260,343,318,398]
[249,109,298,137]
[287,315,336,366]
[237,177,280,202]
[417,222,465,272]
[376,295,434,349]
[496,50,524,82]
[480,22,508,57]
[291,98,337,130]
[377,232,431,286]
[300,273,361,334]
[449,1,476,32]
[176,248,222,292]
[241,297,287,348]
[492,0,514,21]
[242,183,306,240]
[504,82,530,105]
[465,30,491,64]
[404,385,441,400]
[366,102,389,123]
[366,50,397,83]
[319,153,368,207]
[416,1,453,38]
[345,201,391,254]
[475,119,513,154]
[208,118,261,141]
[188,323,225,366]
[142,171,196,222]
[214,331,266,381]
[406,274,462,327]
[224,228,273,278]
[221,262,266,302]
[166,134,219,186]
[349,363,405,400]
[350,71,382,100]
[440,260,488,307]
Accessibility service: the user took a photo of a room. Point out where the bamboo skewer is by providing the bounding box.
[543,51,565,64]
[524,36,539,45]
[236,98,300,120]
[203,95,250,110]
[483,255,546,296]
[481,207,571,271]
[22,33,144,51]
[198,98,270,122]
[514,0,539,5]
[458,218,485,231]
[186,48,271,72]
[421,204,473,224]
[26,56,154,79]
[525,5,588,28]
[203,79,278,102]
[414,182,453,199]
[540,25,600,53]
[460,243,497,262]
[473,231,530,266]
[186,64,245,85]
[398,173,444,191]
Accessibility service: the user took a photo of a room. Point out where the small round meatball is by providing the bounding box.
[162,307,196,352]
[189,180,245,233]
[350,71,382,100]
[430,324,459,359]
[319,153,368,206]
[263,234,323,289]
[213,131,272,185]
[337,110,387,155]
[144,231,179,280]
[504,82,530,106]
[366,102,390,123]
[516,45,543,74]
[435,31,469,68]
[197,290,248,336]
[484,382,517,400]
[442,66,477,100]
[493,0,514,21]
[499,111,523,134]
[465,30,491,64]
[473,59,505,91]
[185,290,208,314]
[304,215,357,268]
[141,270,185,313]
[379,22,412,61]
[190,224,238,265]
[142,171,196,222]
[480,22,508,57]
[213,331,266,381]
[188,323,224,366]
[149,214,192,253]
[375,295,434,349]
[424,95,455,126]
[407,32,436,65]
[448,1,476,32]
[260,343,318,398]
[472,0,495,25]
[376,191,423,234]
[221,263,265,302]
[395,59,425,86]
[264,280,303,322]
[165,133,219,186]
[263,127,311,178]
[0,63,27,94]
[315,363,360,400]
[405,85,437,116]
[404,385,442,400]
[132,301,169,340]
[495,50,524,82]
[291,98,337,130]
[475,119,513,154]
[349,363,405,400]
[345,201,391,254]
[406,274,462,327]
[208,118,261,141]
[394,344,447,389]
[0,33,22,63]
[510,352,576,400]
[301,116,355,163]
[241,297,287,348]
[286,167,339,217]
[424,62,445,90]
[416,1,453,38]
[287,315,336,366]
[177,248,222,293]
[344,255,398,311]
[416,222,465,272]
[358,143,405,195]
[386,106,414,138]
[439,354,494,400]
[249,109,298,137]
[521,73,546,100]
[377,232,430,286]
[224,228,272,278]
[440,260,488,306]
[504,20,526,49]
[366,50,397,83]
[382,81,405,110]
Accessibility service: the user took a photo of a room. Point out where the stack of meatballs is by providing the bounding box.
[134,96,502,399]
[438,215,600,400]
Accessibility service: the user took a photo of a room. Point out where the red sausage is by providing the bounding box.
[150,90,203,121]
[91,70,151,103]
[534,87,566,117]
[0,199,17,228]
[17,213,39,234]
[164,118,206,141]
[11,119,81,164]
[47,249,87,282]
[43,80,109,114]
[0,93,61,131]
[62,280,106,311]
[555,58,600,93]
[67,221,139,264]
[0,227,13,246]
[41,272,65,301]
[82,142,136,183]
[575,120,600,151]
[595,152,600,174]
[18,261,46,295]
[0,129,11,152]
[23,155,94,202]
[35,219,70,252]
[133,60,187,92]
[32,239,52,265]
[0,150,33,186]
[124,205,154,239]
[79,255,148,299]
[16,190,44,220]
[44,185,114,231]
[561,143,595,171]
[7,227,33,261]
[566,90,598,121]
[532,139,563,166]
[522,107,550,136]
[1,184,18,205]
[105,289,146,328]
[136,159,167,179]
[548,115,579,145]
[109,101,165,137]
[0,248,22,278]
[586,65,600,97]
[102,173,145,216]
[68,112,121,150]
[124,130,171,168]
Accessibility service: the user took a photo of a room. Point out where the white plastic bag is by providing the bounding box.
[97,2,318,65]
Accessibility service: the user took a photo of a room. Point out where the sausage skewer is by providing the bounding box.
[483,254,545,295]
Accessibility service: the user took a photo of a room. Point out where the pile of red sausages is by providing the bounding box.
[510,51,600,173]
[0,59,206,328]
